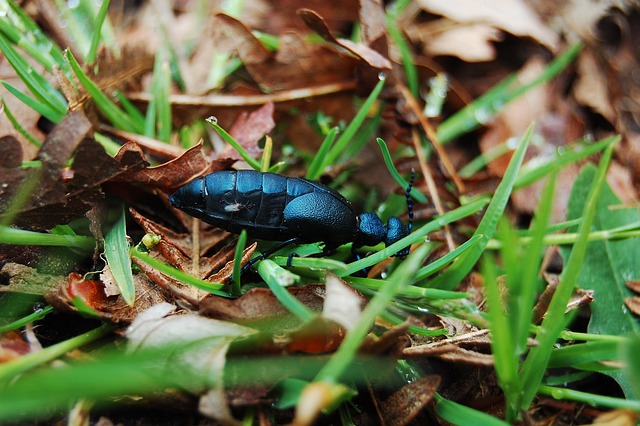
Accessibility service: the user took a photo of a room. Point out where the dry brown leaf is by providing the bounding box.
[379,375,441,426]
[298,9,392,69]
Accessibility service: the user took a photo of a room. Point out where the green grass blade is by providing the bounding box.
[0,33,67,114]
[2,81,65,123]
[537,385,640,411]
[481,254,519,421]
[414,234,482,280]
[130,247,230,296]
[150,50,172,142]
[519,142,615,410]
[376,138,428,203]
[306,126,339,180]
[0,323,112,383]
[85,0,110,64]
[512,172,556,355]
[386,16,418,97]
[323,76,386,167]
[231,229,247,293]
[434,393,510,426]
[437,43,582,144]
[103,207,135,306]
[256,259,313,322]
[427,124,534,290]
[206,118,262,171]
[515,135,618,188]
[0,226,95,250]
[1,97,42,146]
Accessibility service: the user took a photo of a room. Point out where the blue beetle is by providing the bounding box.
[169,170,411,268]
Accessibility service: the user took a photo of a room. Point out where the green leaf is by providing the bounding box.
[559,163,640,397]
[104,207,135,306]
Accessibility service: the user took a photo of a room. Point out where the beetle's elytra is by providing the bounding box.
[169,170,409,254]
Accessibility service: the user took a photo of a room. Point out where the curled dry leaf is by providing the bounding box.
[624,297,640,316]
[0,331,33,363]
[214,14,358,91]
[112,141,212,192]
[298,9,392,69]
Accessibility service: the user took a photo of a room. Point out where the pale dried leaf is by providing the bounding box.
[322,273,365,331]
[418,0,559,49]
[425,23,502,62]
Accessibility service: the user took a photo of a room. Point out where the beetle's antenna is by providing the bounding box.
[406,169,416,233]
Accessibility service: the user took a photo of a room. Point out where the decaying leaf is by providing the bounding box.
[379,375,441,426]
[126,302,256,423]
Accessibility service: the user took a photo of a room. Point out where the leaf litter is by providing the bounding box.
[1,0,640,425]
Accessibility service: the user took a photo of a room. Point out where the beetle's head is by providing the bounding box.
[356,213,409,257]
[385,216,409,257]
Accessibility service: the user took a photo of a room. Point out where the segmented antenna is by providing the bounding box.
[406,169,416,233]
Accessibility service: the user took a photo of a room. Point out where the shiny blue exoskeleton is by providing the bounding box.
[169,170,411,266]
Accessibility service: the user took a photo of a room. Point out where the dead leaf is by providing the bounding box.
[624,297,640,316]
[322,273,365,331]
[421,23,503,62]
[298,9,392,69]
[417,0,558,51]
[221,102,275,161]
[380,375,441,426]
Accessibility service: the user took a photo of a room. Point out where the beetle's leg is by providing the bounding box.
[406,169,416,233]
[237,237,302,278]
[286,253,299,267]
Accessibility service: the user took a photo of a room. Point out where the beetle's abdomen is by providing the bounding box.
[169,170,358,243]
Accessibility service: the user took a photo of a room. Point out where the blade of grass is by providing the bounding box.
[434,393,510,426]
[1,97,42,146]
[414,234,483,280]
[427,123,534,290]
[481,253,520,421]
[0,226,95,250]
[1,81,64,123]
[306,126,339,180]
[0,32,68,113]
[515,135,618,189]
[537,386,640,411]
[231,229,247,294]
[386,16,418,97]
[376,138,428,203]
[437,43,582,144]
[0,305,53,334]
[519,142,615,410]
[103,206,135,306]
[130,246,230,297]
[256,259,313,322]
[322,75,386,168]
[206,118,262,171]
[0,323,113,383]
[85,0,110,64]
[512,171,557,355]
